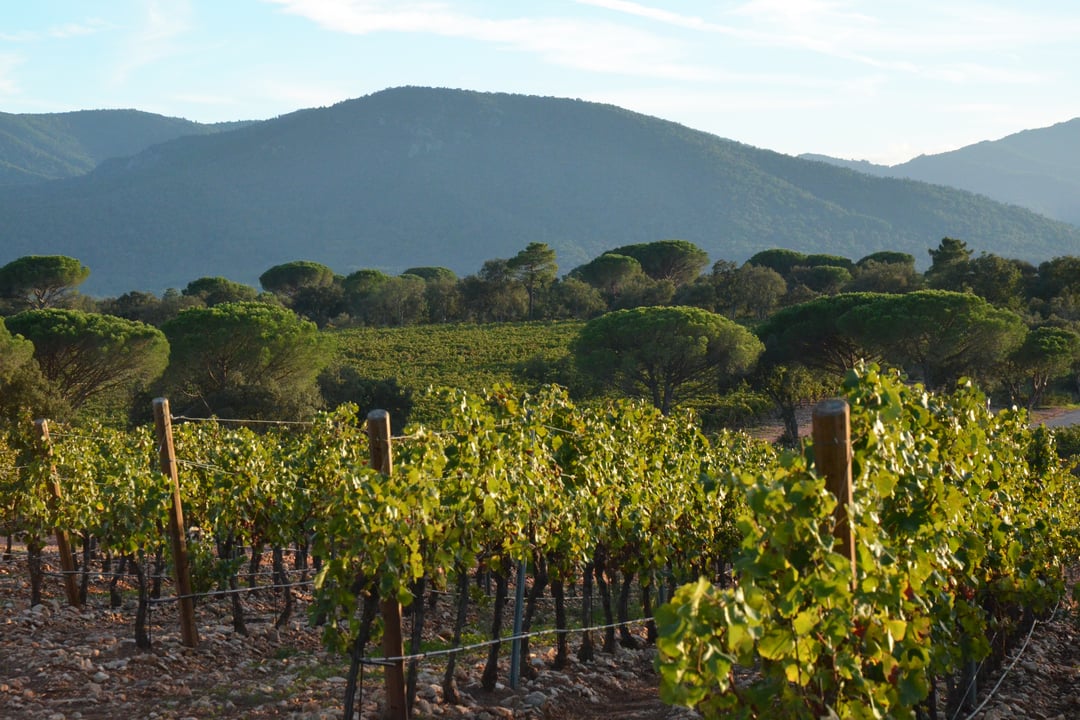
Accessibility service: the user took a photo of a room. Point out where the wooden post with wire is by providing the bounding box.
[811,399,856,579]
[35,419,81,608]
[367,409,407,720]
[153,398,199,648]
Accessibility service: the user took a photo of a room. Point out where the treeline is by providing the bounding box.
[6,238,1077,331]
[0,237,1079,438]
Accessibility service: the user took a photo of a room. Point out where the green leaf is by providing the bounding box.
[792,609,819,636]
[758,626,795,660]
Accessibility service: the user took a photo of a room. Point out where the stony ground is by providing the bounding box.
[0,552,700,720]
[965,600,1080,720]
[3,551,1079,720]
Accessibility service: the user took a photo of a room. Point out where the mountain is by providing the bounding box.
[2,87,1079,296]
[799,154,893,177]
[800,118,1080,226]
[0,109,248,186]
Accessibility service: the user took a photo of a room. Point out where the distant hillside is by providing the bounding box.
[799,154,893,177]
[2,87,1079,296]
[0,109,248,185]
[801,118,1080,226]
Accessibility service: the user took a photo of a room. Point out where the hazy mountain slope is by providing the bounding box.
[893,118,1080,225]
[799,154,893,177]
[0,109,247,185]
[2,87,1078,296]
[800,118,1080,226]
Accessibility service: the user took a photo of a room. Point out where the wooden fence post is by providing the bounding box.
[811,399,856,579]
[153,398,199,648]
[35,419,81,608]
[367,409,408,720]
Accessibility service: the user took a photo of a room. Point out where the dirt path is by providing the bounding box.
[1032,407,1080,428]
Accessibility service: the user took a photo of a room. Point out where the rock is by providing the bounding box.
[523,690,548,708]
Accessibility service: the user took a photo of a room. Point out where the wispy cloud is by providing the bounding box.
[263,0,712,81]
[0,54,22,96]
[112,0,194,86]
[48,19,112,39]
[580,0,1075,85]
[575,0,731,33]
[0,17,111,42]
[732,0,1080,79]
[927,63,1047,86]
[0,30,37,42]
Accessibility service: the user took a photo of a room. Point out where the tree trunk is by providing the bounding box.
[481,565,510,691]
[406,575,427,715]
[109,554,127,609]
[132,552,151,650]
[519,555,548,680]
[551,577,569,669]
[578,562,595,663]
[273,545,293,629]
[442,565,471,704]
[151,544,165,599]
[247,538,263,590]
[79,532,92,605]
[228,568,247,635]
[220,535,247,635]
[617,570,639,648]
[342,588,379,720]
[295,534,310,580]
[641,577,657,644]
[27,537,43,607]
[779,403,800,447]
[595,560,616,653]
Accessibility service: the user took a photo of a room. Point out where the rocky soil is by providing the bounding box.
[963,599,1080,720]
[2,549,1078,720]
[0,551,700,720]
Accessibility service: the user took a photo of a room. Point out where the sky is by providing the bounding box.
[3,1,1080,165]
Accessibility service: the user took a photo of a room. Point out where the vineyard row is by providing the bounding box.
[2,366,1078,719]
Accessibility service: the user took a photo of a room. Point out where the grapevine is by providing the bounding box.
[0,370,1074,718]
[656,364,1080,719]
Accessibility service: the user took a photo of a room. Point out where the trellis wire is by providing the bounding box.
[358,616,654,667]
[957,602,1061,720]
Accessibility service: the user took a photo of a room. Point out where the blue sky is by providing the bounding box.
[3,1,1079,164]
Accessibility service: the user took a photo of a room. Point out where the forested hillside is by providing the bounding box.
[802,117,1080,226]
[2,87,1077,296]
[0,109,246,186]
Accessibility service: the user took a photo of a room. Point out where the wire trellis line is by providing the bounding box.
[958,602,1060,720]
[170,415,315,427]
[147,578,314,605]
[361,616,655,666]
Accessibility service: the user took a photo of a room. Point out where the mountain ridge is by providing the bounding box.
[2,87,1078,296]
[0,108,251,186]
[800,117,1080,226]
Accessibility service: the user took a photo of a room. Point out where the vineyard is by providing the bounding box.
[1,365,1078,719]
[332,321,585,424]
